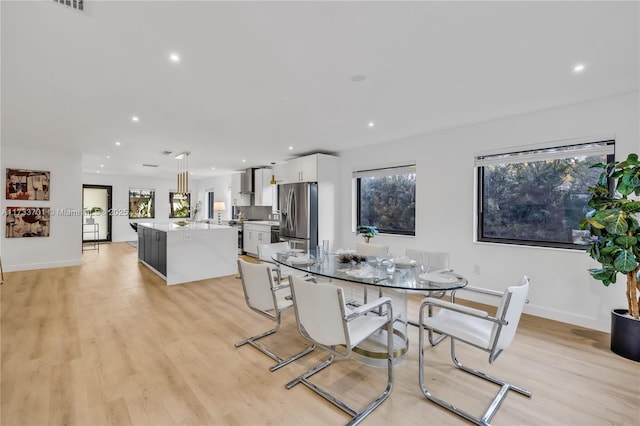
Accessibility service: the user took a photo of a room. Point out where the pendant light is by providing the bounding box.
[175,152,190,194]
[269,162,277,185]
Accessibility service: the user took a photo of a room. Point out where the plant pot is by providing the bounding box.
[611,309,640,362]
[85,218,95,224]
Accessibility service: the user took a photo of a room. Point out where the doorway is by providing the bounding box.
[82,185,112,242]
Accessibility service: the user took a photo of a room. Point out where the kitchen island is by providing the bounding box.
[137,222,237,285]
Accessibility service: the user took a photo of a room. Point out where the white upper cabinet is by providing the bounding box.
[253,168,273,206]
[231,172,251,206]
[278,153,338,184]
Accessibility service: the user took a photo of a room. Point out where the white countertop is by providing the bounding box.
[242,220,280,226]
[137,222,233,232]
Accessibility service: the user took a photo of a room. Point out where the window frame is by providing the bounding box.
[475,138,615,250]
[169,192,191,219]
[207,191,215,220]
[354,164,416,237]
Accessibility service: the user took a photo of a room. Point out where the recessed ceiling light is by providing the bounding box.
[368,122,375,127]
[211,167,216,170]
[573,63,585,73]
[96,170,100,174]
[106,155,111,159]
[100,164,104,168]
[115,141,121,146]
[242,159,246,163]
[289,146,293,150]
[169,53,180,63]
[131,116,139,122]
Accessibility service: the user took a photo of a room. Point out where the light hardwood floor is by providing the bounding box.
[1,242,638,426]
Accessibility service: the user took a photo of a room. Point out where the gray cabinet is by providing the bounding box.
[138,227,167,276]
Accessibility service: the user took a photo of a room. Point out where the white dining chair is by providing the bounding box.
[235,259,315,371]
[418,276,532,425]
[286,275,395,426]
[356,242,388,257]
[405,249,451,341]
[257,241,299,284]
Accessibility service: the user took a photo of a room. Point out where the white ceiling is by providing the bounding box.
[2,1,638,179]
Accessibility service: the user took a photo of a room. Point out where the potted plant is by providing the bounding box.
[579,152,640,362]
[84,206,103,224]
[356,225,379,243]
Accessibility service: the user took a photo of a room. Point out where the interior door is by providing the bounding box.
[82,185,112,242]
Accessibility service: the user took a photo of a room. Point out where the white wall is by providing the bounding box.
[193,174,234,222]
[336,91,640,332]
[1,146,83,271]
[81,172,236,242]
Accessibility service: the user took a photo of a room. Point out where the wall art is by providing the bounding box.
[5,207,50,238]
[6,169,50,201]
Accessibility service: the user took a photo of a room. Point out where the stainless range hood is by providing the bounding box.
[240,168,255,193]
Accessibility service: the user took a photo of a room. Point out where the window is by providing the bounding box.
[476,139,614,249]
[169,192,191,218]
[207,191,215,219]
[129,188,155,218]
[355,165,416,236]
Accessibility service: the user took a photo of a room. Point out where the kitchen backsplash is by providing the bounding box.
[234,205,273,221]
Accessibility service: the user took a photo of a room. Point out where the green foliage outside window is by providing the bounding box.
[358,172,416,235]
[170,192,191,218]
[129,189,155,218]
[479,152,612,248]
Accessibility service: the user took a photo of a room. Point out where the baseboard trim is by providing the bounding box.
[4,259,83,272]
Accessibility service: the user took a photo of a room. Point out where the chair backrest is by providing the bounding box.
[406,249,428,264]
[237,259,277,312]
[490,276,530,360]
[356,242,388,257]
[405,249,450,270]
[258,242,289,263]
[289,276,348,347]
[427,251,450,270]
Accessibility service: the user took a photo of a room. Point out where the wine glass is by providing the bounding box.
[31,176,42,200]
[19,175,27,195]
[6,214,15,237]
[42,178,49,199]
[385,253,396,278]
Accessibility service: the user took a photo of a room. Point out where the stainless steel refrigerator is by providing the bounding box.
[279,182,318,252]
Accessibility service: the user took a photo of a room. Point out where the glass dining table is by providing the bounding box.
[272,250,468,366]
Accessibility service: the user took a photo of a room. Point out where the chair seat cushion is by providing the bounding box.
[422,309,493,349]
[275,287,293,310]
[348,315,389,348]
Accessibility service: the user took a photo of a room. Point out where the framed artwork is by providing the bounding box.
[169,192,191,218]
[6,207,50,238]
[129,189,155,218]
[6,169,50,201]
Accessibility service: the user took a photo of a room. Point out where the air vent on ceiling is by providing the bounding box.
[161,151,173,156]
[142,164,159,168]
[52,0,84,12]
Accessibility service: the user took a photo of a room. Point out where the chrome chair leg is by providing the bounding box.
[235,322,316,372]
[285,353,335,389]
[419,332,531,426]
[287,323,394,426]
[409,296,447,346]
[450,339,532,398]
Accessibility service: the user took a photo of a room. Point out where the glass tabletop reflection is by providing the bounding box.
[272,250,467,292]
